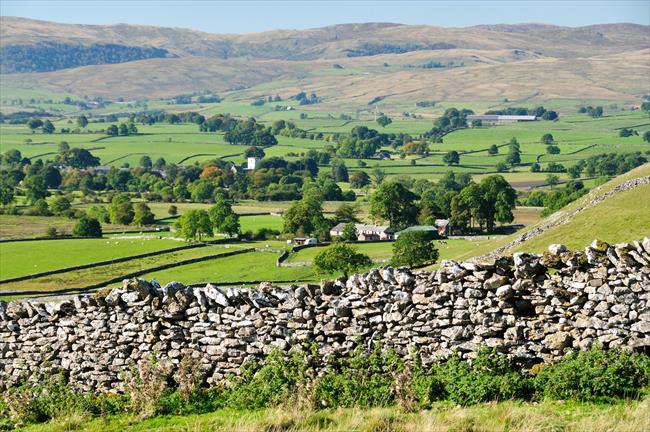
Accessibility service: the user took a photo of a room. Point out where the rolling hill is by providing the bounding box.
[1,17,648,105]
[460,163,650,260]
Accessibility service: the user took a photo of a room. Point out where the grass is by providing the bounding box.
[140,250,316,285]
[0,214,133,238]
[512,181,650,253]
[239,214,283,233]
[285,238,494,265]
[22,399,650,432]
[0,237,184,280]
[0,244,238,296]
[450,163,650,260]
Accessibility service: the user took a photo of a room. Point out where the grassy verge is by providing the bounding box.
[22,400,650,432]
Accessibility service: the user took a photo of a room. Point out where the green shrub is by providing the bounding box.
[534,347,650,401]
[226,349,311,409]
[436,350,532,405]
[314,344,403,408]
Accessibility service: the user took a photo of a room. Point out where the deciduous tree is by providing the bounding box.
[313,243,371,277]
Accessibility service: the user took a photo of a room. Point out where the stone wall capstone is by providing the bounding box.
[1,238,649,393]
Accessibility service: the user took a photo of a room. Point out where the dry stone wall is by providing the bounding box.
[1,238,649,393]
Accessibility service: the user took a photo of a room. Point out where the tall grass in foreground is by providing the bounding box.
[2,347,649,431]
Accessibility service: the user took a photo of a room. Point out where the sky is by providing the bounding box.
[1,1,648,33]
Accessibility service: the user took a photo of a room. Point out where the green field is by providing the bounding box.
[0,237,184,280]
[0,214,134,238]
[0,244,247,297]
[2,111,647,181]
[141,250,316,284]
[284,238,494,265]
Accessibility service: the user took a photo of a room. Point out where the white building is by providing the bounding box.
[247,157,260,170]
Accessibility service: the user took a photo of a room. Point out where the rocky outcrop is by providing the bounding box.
[1,238,649,393]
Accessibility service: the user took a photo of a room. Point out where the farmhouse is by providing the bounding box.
[467,114,537,123]
[330,223,394,241]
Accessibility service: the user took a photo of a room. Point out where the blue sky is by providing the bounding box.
[1,1,648,33]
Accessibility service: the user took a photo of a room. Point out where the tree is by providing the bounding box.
[168,205,178,216]
[369,182,419,230]
[0,178,14,206]
[106,125,119,136]
[86,205,110,223]
[32,199,50,216]
[282,194,327,238]
[56,148,100,168]
[139,155,153,169]
[618,128,637,138]
[108,193,134,224]
[334,203,360,223]
[376,115,392,128]
[331,159,349,182]
[244,146,265,159]
[546,174,560,186]
[191,180,215,202]
[42,120,55,134]
[644,131,650,144]
[77,115,89,128]
[133,202,155,226]
[42,165,62,188]
[350,171,371,188]
[220,213,240,237]
[495,161,509,172]
[391,231,439,267]
[154,157,167,169]
[27,118,43,132]
[477,175,516,232]
[443,151,460,165]
[58,141,70,152]
[118,123,129,136]
[176,209,213,241]
[338,222,358,242]
[541,133,554,144]
[50,196,71,215]
[371,166,386,186]
[506,149,521,165]
[546,145,560,154]
[23,175,49,204]
[3,149,22,165]
[488,144,499,155]
[568,164,582,179]
[313,243,372,277]
[209,196,240,236]
[73,217,102,237]
[530,162,541,172]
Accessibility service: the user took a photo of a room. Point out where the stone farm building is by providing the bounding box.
[395,220,449,238]
[467,114,537,123]
[330,223,394,241]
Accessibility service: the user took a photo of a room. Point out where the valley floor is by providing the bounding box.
[23,399,650,432]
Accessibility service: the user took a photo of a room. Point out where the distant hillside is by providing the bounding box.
[0,17,648,103]
[0,42,172,73]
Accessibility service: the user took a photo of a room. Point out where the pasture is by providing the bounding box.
[0,237,184,280]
